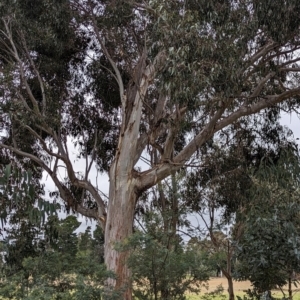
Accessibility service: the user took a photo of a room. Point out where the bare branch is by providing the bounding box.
[0,142,107,228]
[215,88,300,132]
[20,32,47,115]
[249,41,277,65]
[90,16,125,107]
[280,67,300,72]
[85,129,97,180]
[23,125,64,160]
[250,72,275,98]
[15,90,33,111]
[0,143,53,174]
[3,19,41,115]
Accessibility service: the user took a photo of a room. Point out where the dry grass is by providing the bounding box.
[203,277,252,293]
[196,277,300,299]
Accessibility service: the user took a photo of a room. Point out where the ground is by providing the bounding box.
[205,277,252,292]
[203,277,300,299]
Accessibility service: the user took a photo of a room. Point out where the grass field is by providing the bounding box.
[185,277,300,300]
[203,277,252,292]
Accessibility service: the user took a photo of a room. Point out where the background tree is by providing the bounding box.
[183,164,238,300]
[234,147,300,299]
[1,1,300,298]
[0,215,111,300]
[123,180,211,300]
[182,120,297,300]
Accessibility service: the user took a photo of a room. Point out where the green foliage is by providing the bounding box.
[0,217,111,300]
[253,0,300,43]
[200,285,227,300]
[234,147,300,292]
[1,0,300,182]
[78,225,92,252]
[120,211,210,300]
[0,165,59,226]
[186,237,227,278]
[183,125,296,221]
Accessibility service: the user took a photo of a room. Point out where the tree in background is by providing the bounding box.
[0,215,110,300]
[1,1,300,297]
[182,119,298,300]
[122,176,211,300]
[234,147,300,299]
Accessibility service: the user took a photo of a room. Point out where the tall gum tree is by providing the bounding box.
[1,1,300,298]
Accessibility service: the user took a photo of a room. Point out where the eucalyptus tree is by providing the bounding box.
[1,0,300,298]
[183,143,249,300]
[234,148,300,299]
[128,173,210,299]
[125,201,210,299]
[183,116,299,299]
[182,115,297,300]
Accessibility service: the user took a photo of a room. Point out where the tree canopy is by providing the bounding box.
[234,148,300,293]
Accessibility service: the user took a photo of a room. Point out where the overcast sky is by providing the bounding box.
[281,112,300,140]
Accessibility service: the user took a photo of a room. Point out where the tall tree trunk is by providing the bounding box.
[104,175,138,300]
[222,238,235,300]
[103,76,145,298]
[103,50,151,299]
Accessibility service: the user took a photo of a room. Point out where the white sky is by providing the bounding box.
[281,112,300,140]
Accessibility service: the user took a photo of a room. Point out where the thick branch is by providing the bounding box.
[49,173,104,229]
[249,41,277,65]
[215,88,300,131]
[154,94,168,123]
[115,52,163,175]
[137,87,300,191]
[250,72,275,98]
[75,179,107,222]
